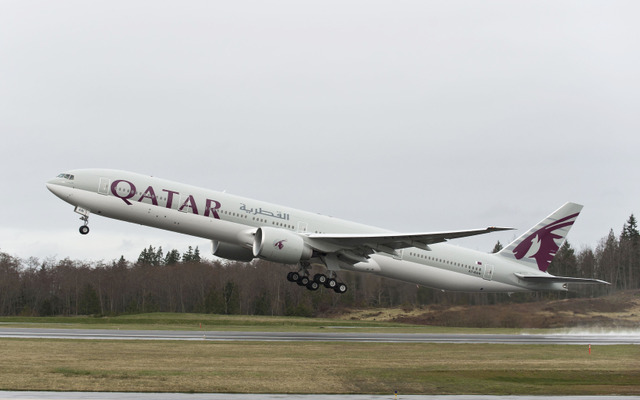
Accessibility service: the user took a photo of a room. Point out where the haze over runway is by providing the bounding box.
[1,327,639,345]
[2,1,640,262]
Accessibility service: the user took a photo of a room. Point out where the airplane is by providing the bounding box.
[46,169,609,294]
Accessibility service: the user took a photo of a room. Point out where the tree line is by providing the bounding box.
[0,215,638,317]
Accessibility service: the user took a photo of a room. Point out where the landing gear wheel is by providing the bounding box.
[313,273,327,284]
[297,276,310,286]
[79,225,90,235]
[287,272,297,282]
[325,278,337,289]
[334,282,348,294]
[306,281,320,291]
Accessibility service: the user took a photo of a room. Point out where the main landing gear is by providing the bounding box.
[286,270,348,294]
[75,206,90,235]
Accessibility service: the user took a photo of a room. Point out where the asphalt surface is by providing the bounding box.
[1,327,639,344]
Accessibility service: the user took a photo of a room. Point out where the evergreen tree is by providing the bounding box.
[204,287,225,314]
[137,246,150,265]
[164,249,181,265]
[492,241,503,254]
[621,214,639,240]
[137,245,166,266]
[619,214,640,290]
[222,281,241,314]
[181,246,201,263]
[597,229,619,288]
[155,246,164,266]
[116,255,128,268]
[79,284,101,315]
[549,241,578,278]
[182,246,195,263]
[253,291,271,315]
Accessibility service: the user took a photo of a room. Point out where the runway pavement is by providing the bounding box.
[0,327,639,344]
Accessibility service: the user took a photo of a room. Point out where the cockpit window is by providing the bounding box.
[56,173,75,180]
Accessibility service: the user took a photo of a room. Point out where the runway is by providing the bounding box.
[1,327,639,345]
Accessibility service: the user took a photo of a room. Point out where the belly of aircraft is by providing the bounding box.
[357,254,527,292]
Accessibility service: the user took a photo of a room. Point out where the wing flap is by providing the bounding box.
[307,226,513,253]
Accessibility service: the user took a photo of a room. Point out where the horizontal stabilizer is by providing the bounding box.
[514,273,610,285]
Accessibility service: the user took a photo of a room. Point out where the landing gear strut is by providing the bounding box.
[75,206,90,235]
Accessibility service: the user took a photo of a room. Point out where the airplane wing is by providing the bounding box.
[514,273,610,285]
[306,226,513,255]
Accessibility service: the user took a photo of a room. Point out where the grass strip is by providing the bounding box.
[0,313,533,334]
[1,338,638,395]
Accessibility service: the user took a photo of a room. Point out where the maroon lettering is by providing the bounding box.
[111,180,222,220]
[179,195,199,214]
[163,189,179,209]
[111,179,137,205]
[138,186,158,206]
[205,199,221,219]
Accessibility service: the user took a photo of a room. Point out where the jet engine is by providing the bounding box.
[252,227,313,264]
[211,240,255,262]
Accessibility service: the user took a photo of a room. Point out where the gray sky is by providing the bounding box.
[2,1,639,263]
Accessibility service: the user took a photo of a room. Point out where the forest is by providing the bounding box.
[0,215,638,317]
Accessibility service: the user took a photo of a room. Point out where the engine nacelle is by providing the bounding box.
[212,240,254,262]
[252,227,313,264]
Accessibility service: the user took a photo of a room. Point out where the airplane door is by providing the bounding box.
[298,222,308,233]
[483,264,494,281]
[98,178,110,195]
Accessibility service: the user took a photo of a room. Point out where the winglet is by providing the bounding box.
[488,226,516,233]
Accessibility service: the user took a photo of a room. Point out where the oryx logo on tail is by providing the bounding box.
[512,213,579,272]
[498,202,583,273]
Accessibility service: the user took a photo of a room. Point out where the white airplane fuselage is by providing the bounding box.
[46,169,601,294]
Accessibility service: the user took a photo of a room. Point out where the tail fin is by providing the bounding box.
[497,202,583,272]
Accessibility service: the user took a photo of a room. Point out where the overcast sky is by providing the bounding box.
[1,1,639,264]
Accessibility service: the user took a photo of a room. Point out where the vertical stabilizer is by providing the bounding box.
[497,202,583,272]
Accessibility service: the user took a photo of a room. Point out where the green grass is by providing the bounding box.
[0,312,537,334]
[0,313,638,394]
[0,339,638,394]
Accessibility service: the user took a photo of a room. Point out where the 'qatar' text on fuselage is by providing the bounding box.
[110,179,221,219]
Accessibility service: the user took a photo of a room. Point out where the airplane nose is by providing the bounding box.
[46,181,60,195]
[46,180,72,201]
[46,178,61,192]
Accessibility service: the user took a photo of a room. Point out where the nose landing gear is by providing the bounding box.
[75,206,90,235]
